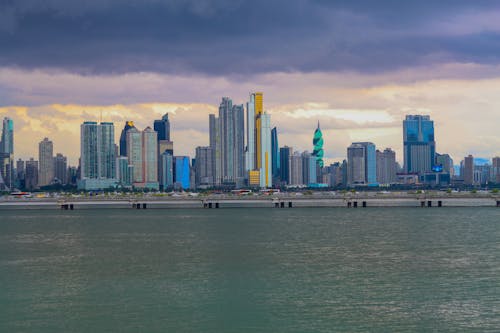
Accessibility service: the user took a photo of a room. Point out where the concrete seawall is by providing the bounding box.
[1,195,499,210]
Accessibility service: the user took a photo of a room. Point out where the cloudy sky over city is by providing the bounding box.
[1,0,499,164]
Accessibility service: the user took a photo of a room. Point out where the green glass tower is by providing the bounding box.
[312,121,324,167]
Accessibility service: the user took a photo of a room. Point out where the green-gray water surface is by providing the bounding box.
[1,208,499,332]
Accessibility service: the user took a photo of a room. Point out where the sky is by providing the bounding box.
[1,0,499,165]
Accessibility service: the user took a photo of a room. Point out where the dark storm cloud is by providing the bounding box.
[1,0,500,75]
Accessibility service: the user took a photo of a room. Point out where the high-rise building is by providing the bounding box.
[79,121,118,190]
[312,122,324,168]
[462,155,474,185]
[216,97,245,185]
[403,115,435,175]
[279,146,293,185]
[492,157,500,183]
[245,94,256,172]
[327,162,343,187]
[271,127,280,180]
[290,152,303,186]
[0,117,14,189]
[209,114,221,185]
[195,146,214,188]
[154,113,171,141]
[347,144,365,185]
[259,113,272,188]
[54,153,68,185]
[99,122,116,179]
[436,153,454,176]
[116,156,132,187]
[119,121,136,157]
[38,137,54,186]
[25,158,38,191]
[126,127,158,189]
[174,156,190,189]
[347,142,377,186]
[142,127,158,189]
[16,158,25,188]
[127,127,143,183]
[302,151,317,186]
[376,148,397,185]
[159,152,174,190]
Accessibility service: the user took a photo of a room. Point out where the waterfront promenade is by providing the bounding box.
[1,192,499,210]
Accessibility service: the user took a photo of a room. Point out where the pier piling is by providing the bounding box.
[421,201,425,208]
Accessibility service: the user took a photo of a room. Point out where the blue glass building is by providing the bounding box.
[403,115,435,175]
[174,156,190,189]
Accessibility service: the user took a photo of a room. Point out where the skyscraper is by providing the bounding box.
[209,114,221,185]
[347,144,365,185]
[403,115,435,175]
[0,117,14,189]
[195,146,214,188]
[290,151,303,186]
[245,94,256,172]
[312,122,324,168]
[492,157,500,183]
[217,97,245,184]
[174,156,190,189]
[159,152,174,190]
[119,121,136,157]
[79,121,118,190]
[154,113,171,141]
[142,127,158,189]
[259,113,272,187]
[126,126,158,189]
[302,151,317,185]
[116,156,132,187]
[99,122,116,179]
[54,153,68,184]
[279,146,293,185]
[463,155,474,185]
[271,127,280,180]
[25,158,38,191]
[376,148,397,185]
[38,137,54,186]
[347,142,377,186]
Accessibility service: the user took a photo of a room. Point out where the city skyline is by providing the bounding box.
[1,100,498,168]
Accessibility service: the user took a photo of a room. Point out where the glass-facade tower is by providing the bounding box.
[403,115,435,175]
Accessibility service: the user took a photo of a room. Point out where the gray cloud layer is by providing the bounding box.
[2,0,500,75]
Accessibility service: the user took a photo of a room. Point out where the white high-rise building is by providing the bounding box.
[245,93,256,171]
[79,121,118,190]
[259,112,272,188]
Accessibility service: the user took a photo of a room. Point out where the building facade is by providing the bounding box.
[38,137,54,186]
[403,115,435,175]
[376,148,397,185]
[79,121,118,190]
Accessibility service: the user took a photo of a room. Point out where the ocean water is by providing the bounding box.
[1,207,499,332]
